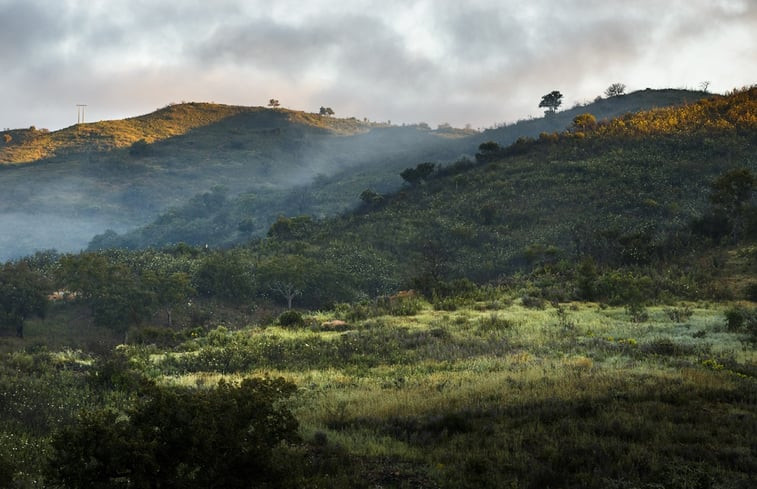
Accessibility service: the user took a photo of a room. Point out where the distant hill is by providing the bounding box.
[85,89,714,251]
[0,103,471,260]
[0,103,382,164]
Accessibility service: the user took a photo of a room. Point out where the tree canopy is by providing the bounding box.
[46,378,299,489]
[539,90,563,114]
[0,262,49,337]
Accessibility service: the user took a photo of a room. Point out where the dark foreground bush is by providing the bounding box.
[47,378,299,489]
[278,310,304,327]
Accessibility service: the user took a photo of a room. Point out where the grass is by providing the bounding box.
[2,296,755,487]
[139,299,756,488]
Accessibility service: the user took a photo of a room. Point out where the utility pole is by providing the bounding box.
[76,104,88,124]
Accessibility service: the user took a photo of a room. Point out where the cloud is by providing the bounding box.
[0,0,755,131]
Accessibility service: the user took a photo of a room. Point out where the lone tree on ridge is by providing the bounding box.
[539,90,563,114]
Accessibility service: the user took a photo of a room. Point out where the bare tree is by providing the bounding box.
[604,83,626,98]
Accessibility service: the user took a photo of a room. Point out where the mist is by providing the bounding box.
[0,212,130,262]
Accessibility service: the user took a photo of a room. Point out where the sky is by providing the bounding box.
[1,0,756,132]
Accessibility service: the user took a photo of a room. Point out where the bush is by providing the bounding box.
[129,326,185,347]
[724,307,748,331]
[433,297,460,311]
[476,313,514,333]
[0,452,13,489]
[278,310,304,328]
[626,302,649,323]
[744,282,757,302]
[47,378,299,489]
[664,306,693,323]
[724,306,757,343]
[521,295,546,309]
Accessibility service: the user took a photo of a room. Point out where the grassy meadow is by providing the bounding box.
[96,297,756,488]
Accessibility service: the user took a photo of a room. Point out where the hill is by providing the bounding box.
[0,102,382,164]
[234,86,757,305]
[0,104,463,260]
[87,89,713,251]
[1,89,755,489]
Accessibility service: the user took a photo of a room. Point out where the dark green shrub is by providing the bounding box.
[626,302,649,323]
[278,310,304,327]
[640,338,700,357]
[129,326,184,347]
[576,258,598,300]
[47,378,299,489]
[521,295,546,309]
[664,306,693,323]
[724,307,747,331]
[0,451,13,488]
[433,297,459,311]
[724,306,757,344]
[89,351,145,391]
[743,282,757,302]
[476,313,514,333]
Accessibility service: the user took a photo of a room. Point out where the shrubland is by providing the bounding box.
[0,87,756,487]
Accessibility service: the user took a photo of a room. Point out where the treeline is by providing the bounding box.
[2,161,755,342]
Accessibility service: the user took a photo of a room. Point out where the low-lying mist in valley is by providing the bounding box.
[0,213,131,262]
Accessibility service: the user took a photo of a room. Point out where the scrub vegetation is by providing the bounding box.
[0,86,756,488]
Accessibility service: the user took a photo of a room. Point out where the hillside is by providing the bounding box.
[0,102,380,164]
[88,89,713,251]
[0,105,462,260]
[1,89,755,489]
[238,86,757,303]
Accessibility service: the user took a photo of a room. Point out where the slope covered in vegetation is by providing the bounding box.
[0,88,755,489]
[246,87,757,304]
[0,104,461,260]
[91,89,717,250]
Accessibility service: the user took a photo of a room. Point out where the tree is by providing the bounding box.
[258,255,309,309]
[0,262,50,338]
[604,83,626,98]
[475,141,502,163]
[319,106,334,116]
[400,162,436,186]
[142,271,194,328]
[46,378,299,489]
[194,251,254,304]
[539,90,563,114]
[268,99,280,108]
[56,254,153,334]
[709,168,756,242]
[360,188,384,206]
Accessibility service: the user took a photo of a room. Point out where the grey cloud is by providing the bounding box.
[0,1,71,69]
[1,0,755,132]
[194,20,337,73]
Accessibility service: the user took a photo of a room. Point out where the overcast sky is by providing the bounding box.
[1,0,755,132]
